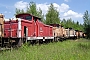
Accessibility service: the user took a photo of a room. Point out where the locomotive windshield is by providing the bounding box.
[25,16,32,21]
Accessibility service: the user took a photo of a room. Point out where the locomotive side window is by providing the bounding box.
[25,16,32,21]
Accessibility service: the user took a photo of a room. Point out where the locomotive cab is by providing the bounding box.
[16,13,41,22]
[16,13,32,21]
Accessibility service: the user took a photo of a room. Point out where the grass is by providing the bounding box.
[0,38,90,60]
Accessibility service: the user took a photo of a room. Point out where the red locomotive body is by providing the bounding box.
[4,13,53,46]
[4,20,18,38]
[4,14,35,38]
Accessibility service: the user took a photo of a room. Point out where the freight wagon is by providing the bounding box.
[69,28,76,39]
[79,31,83,38]
[50,24,65,41]
[64,28,70,38]
[75,30,80,39]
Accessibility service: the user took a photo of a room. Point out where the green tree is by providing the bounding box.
[26,2,38,16]
[45,3,60,25]
[37,8,45,22]
[15,8,25,15]
[15,1,45,22]
[83,10,90,39]
[61,18,84,31]
[26,2,44,22]
[21,9,24,13]
[61,19,66,27]
[66,18,73,28]
[76,21,79,25]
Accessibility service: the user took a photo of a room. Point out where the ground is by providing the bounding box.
[0,38,90,60]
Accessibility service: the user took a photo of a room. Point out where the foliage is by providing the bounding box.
[83,10,90,39]
[26,2,38,16]
[15,1,44,22]
[37,8,45,23]
[15,8,25,15]
[61,18,84,31]
[0,39,90,60]
[45,3,60,25]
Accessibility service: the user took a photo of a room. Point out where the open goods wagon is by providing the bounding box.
[64,28,76,39]
[50,24,65,41]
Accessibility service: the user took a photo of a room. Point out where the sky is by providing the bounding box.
[0,0,90,24]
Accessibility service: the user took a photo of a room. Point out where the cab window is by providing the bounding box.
[25,16,32,21]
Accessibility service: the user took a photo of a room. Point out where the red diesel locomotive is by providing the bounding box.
[2,13,54,47]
